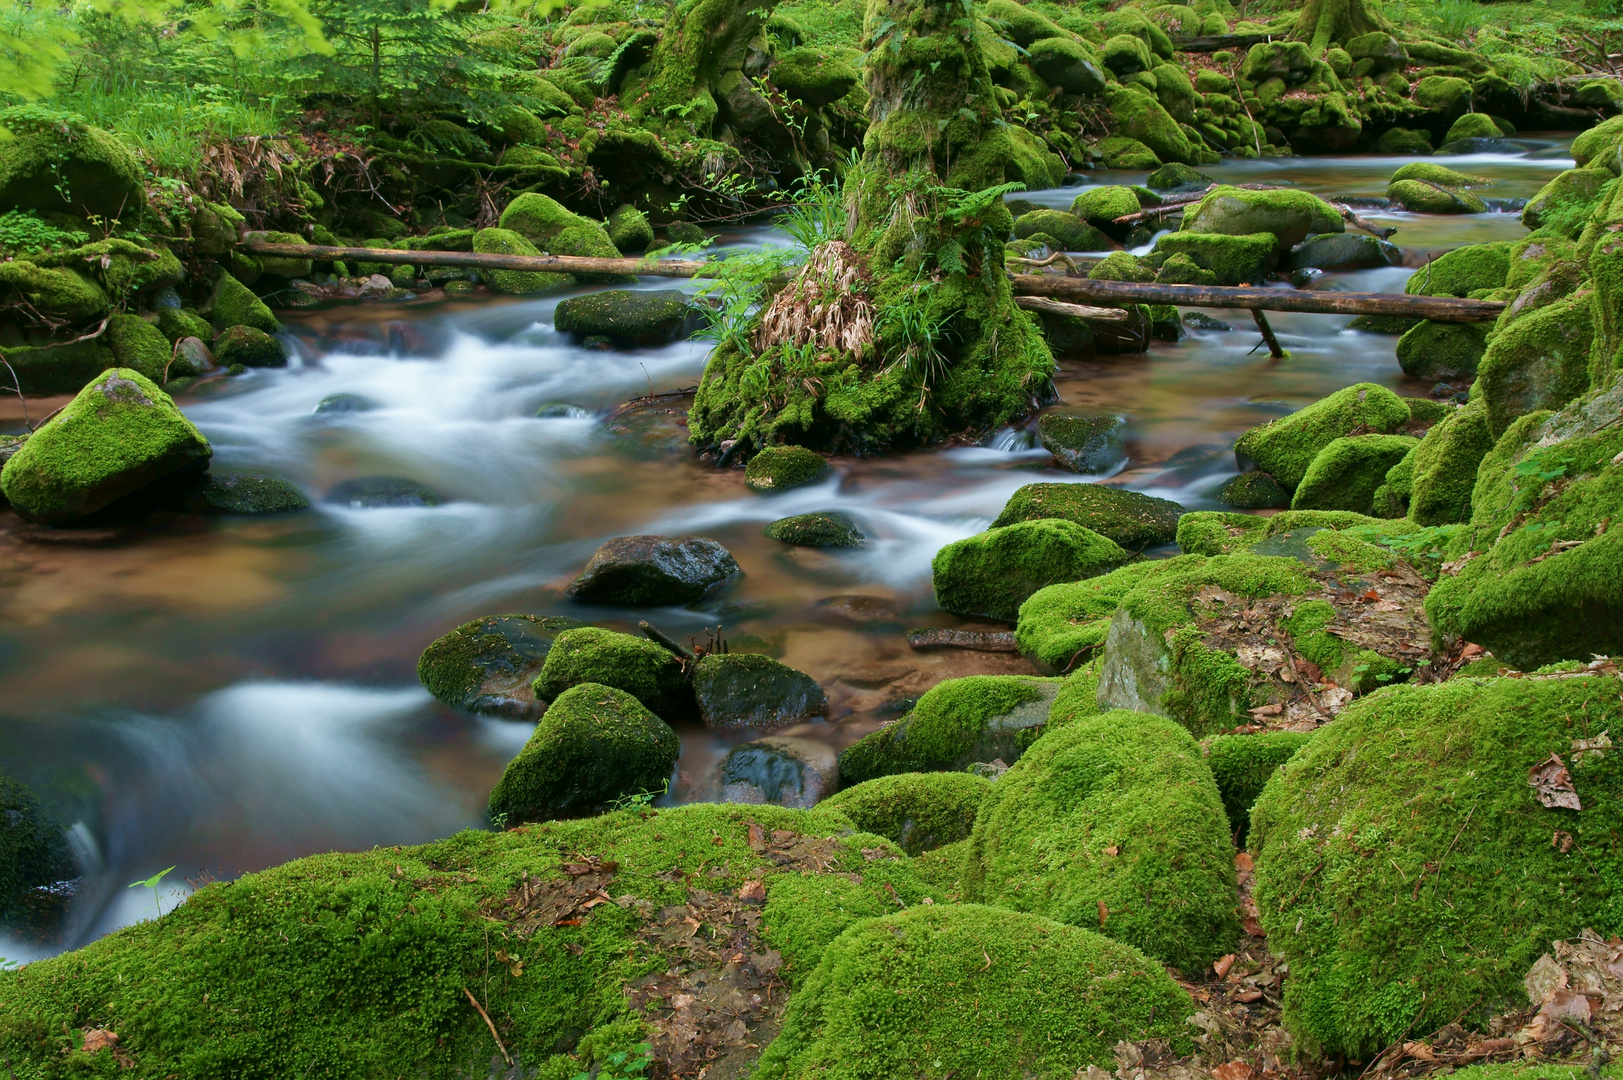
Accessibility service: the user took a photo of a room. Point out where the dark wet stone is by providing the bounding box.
[720,736,838,809]
[168,337,215,379]
[315,393,378,414]
[1216,470,1291,509]
[553,289,697,347]
[1182,312,1231,331]
[1037,413,1128,474]
[1287,233,1403,272]
[188,472,311,514]
[764,511,864,548]
[417,613,585,719]
[535,402,590,418]
[324,477,444,508]
[692,652,828,730]
[567,535,740,606]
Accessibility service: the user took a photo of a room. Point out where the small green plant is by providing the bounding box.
[128,865,176,920]
[1426,0,1487,41]
[571,1041,654,1080]
[0,209,89,253]
[608,779,669,813]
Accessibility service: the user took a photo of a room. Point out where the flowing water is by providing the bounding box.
[0,138,1575,958]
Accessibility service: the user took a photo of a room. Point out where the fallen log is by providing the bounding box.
[1171,32,1275,52]
[1008,276,1505,323]
[244,241,1507,321]
[1013,295,1131,322]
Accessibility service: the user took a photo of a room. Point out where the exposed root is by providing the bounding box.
[753,240,874,360]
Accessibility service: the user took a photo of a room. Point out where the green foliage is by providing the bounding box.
[0,210,87,254]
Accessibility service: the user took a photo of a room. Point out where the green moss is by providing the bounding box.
[548,222,635,283]
[0,801,941,1078]
[1375,127,1430,154]
[1070,186,1140,226]
[1388,179,1486,214]
[605,204,654,254]
[1441,111,1499,144]
[418,614,584,712]
[1572,115,1623,171]
[1411,74,1472,111]
[0,109,144,219]
[1395,319,1487,382]
[0,368,210,524]
[964,708,1239,971]
[1016,559,1191,674]
[1013,209,1106,252]
[1235,383,1412,492]
[1370,445,1414,518]
[1182,185,1341,249]
[1389,162,1488,189]
[471,227,571,295]
[213,325,286,369]
[1204,731,1311,840]
[1101,33,1154,76]
[1217,471,1290,509]
[1291,434,1419,515]
[1046,654,1103,728]
[822,772,991,854]
[1175,510,1268,555]
[155,306,212,345]
[908,838,970,896]
[1522,168,1615,236]
[103,313,170,383]
[553,290,692,347]
[1104,86,1192,165]
[764,511,863,547]
[770,46,861,106]
[757,904,1194,1079]
[837,675,1059,784]
[1477,294,1594,437]
[744,444,829,491]
[1088,251,1155,282]
[1026,37,1106,96]
[1408,398,1493,525]
[0,260,108,321]
[208,272,279,334]
[1153,230,1277,285]
[1094,137,1161,170]
[532,627,692,719]
[188,472,309,514]
[932,519,1131,621]
[487,683,679,824]
[1250,675,1623,1057]
[981,0,1067,45]
[1405,242,1511,298]
[992,482,1183,550]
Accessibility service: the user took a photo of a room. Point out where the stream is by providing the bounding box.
[0,139,1574,960]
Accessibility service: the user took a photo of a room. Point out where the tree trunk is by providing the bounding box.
[1291,0,1396,52]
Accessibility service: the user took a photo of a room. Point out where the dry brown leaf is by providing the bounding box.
[1529,753,1583,810]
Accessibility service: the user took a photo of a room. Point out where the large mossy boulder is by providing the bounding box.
[769,46,861,107]
[755,905,1195,1079]
[1181,185,1342,249]
[208,272,279,334]
[1015,560,1187,675]
[1404,241,1511,299]
[690,652,827,730]
[821,772,990,855]
[0,109,144,219]
[992,482,1183,549]
[1395,320,1488,382]
[487,683,679,823]
[963,708,1239,972]
[471,227,571,295]
[1103,86,1193,165]
[1152,231,1278,285]
[1407,398,1493,526]
[1234,383,1412,493]
[932,520,1131,621]
[1251,675,1623,1057]
[0,801,946,1077]
[1290,433,1420,515]
[417,614,585,719]
[532,627,693,719]
[566,534,740,605]
[0,369,210,524]
[553,290,694,347]
[838,675,1061,785]
[1476,294,1595,438]
[1424,384,1623,669]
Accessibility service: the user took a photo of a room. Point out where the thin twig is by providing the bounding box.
[463,986,513,1067]
[0,359,27,430]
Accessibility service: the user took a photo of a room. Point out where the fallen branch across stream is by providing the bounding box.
[243,241,1506,322]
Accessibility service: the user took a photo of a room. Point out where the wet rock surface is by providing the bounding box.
[567,535,740,605]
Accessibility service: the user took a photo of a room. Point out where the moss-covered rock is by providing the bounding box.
[1071,185,1140,230]
[155,306,213,345]
[1572,115,1623,170]
[756,904,1195,1078]
[1015,559,1190,674]
[1095,136,1162,170]
[1088,250,1156,282]
[532,627,693,719]
[0,368,210,524]
[822,771,990,854]
[1182,185,1342,249]
[1291,434,1420,515]
[691,652,827,730]
[0,260,108,322]
[1145,162,1212,192]
[245,230,312,278]
[1476,294,1594,437]
[1443,112,1501,144]
[1217,470,1290,508]
[1407,398,1492,526]
[418,614,585,719]
[1250,675,1623,1057]
[186,472,310,515]
[1036,412,1125,473]
[605,204,654,254]
[1387,179,1485,214]
[1522,167,1616,235]
[837,675,1061,784]
[0,340,116,395]
[1153,230,1278,285]
[1013,209,1107,252]
[932,520,1131,621]
[1104,86,1193,165]
[488,683,678,823]
[213,325,287,369]
[554,290,694,347]
[744,444,830,491]
[0,109,144,219]
[764,510,863,547]
[1204,730,1311,840]
[208,272,279,334]
[471,227,571,295]
[992,482,1183,549]
[1100,33,1154,76]
[769,46,861,106]
[1287,232,1401,272]
[1394,319,1487,382]
[1234,383,1412,493]
[103,313,170,383]
[1027,36,1106,95]
[1375,127,1430,154]
[1405,241,1511,299]
[963,708,1239,971]
[1412,74,1472,113]
[566,534,740,605]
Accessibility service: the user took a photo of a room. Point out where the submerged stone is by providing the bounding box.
[1287,232,1401,272]
[553,289,695,347]
[744,445,830,492]
[324,477,443,508]
[691,653,828,730]
[720,736,838,808]
[1037,413,1127,474]
[314,393,378,414]
[187,472,310,515]
[566,535,740,605]
[764,511,864,547]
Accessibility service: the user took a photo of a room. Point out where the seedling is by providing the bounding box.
[129,865,176,920]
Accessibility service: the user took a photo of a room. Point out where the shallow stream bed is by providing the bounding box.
[0,139,1574,957]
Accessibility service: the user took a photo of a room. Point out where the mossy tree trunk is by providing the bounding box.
[1291,0,1396,52]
